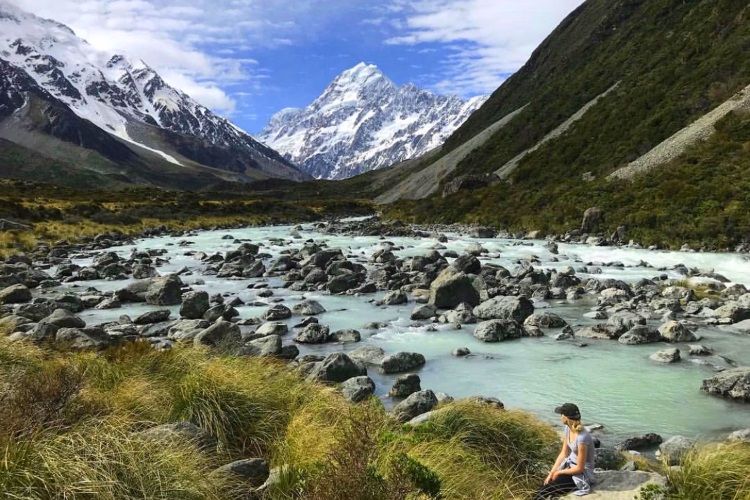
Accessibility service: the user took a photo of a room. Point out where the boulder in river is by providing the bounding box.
[349,345,385,366]
[381,290,408,306]
[701,366,750,402]
[381,352,426,374]
[473,296,534,322]
[144,274,183,305]
[294,323,331,344]
[256,322,288,337]
[389,373,421,398]
[658,320,697,342]
[262,304,292,321]
[615,433,663,452]
[292,300,326,316]
[523,311,566,328]
[650,348,680,363]
[411,304,436,320]
[308,352,366,383]
[180,291,209,319]
[618,325,661,345]
[133,309,171,325]
[428,268,480,309]
[473,319,523,342]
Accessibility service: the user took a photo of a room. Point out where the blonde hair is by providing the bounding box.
[563,416,584,433]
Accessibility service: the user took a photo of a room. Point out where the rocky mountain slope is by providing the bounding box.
[0,2,309,188]
[259,63,485,179]
[360,0,750,249]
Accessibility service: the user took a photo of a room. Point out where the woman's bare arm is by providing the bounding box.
[557,443,587,476]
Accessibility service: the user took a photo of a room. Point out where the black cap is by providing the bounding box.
[554,403,581,420]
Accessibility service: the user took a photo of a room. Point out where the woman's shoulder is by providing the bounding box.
[577,429,594,443]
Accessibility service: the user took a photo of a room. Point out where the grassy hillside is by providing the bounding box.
[386,109,750,249]
[379,0,750,249]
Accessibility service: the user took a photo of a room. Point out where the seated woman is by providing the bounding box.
[534,403,596,499]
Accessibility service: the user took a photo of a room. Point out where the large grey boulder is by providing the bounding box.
[618,325,661,345]
[0,284,32,304]
[256,322,288,337]
[180,291,209,319]
[473,319,523,342]
[341,376,376,403]
[56,327,110,350]
[330,329,361,343]
[701,366,750,402]
[428,268,480,309]
[714,303,750,323]
[45,308,86,328]
[262,304,292,321]
[211,458,269,487]
[727,428,750,443]
[140,421,216,452]
[563,470,667,499]
[658,320,697,342]
[411,303,437,320]
[381,290,408,306]
[607,311,646,336]
[193,320,241,348]
[167,319,209,342]
[393,390,438,423]
[28,321,59,342]
[615,433,663,452]
[294,323,331,343]
[581,207,604,233]
[524,311,566,328]
[657,435,694,465]
[0,314,32,334]
[349,345,385,366]
[292,300,326,316]
[473,296,534,322]
[238,335,282,357]
[133,309,171,325]
[381,352,426,374]
[308,352,366,383]
[389,373,421,398]
[144,274,183,305]
[650,348,681,363]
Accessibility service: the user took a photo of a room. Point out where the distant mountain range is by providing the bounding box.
[259,63,486,179]
[0,2,309,189]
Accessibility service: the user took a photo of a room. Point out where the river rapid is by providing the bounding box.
[56,220,750,444]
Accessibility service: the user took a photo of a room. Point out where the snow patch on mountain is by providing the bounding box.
[259,63,487,179]
[0,1,303,179]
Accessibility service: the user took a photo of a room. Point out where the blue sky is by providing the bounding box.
[14,0,583,134]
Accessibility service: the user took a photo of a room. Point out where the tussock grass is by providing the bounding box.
[667,441,750,500]
[6,337,745,499]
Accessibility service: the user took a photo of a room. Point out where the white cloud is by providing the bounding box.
[8,0,358,114]
[386,0,584,96]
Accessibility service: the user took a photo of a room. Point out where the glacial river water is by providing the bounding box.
[58,221,750,443]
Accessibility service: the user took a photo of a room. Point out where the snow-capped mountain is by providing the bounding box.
[259,63,486,179]
[0,2,309,186]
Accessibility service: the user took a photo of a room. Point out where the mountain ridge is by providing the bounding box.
[259,62,486,179]
[0,2,310,187]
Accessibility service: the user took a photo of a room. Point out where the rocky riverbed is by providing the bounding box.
[1,216,749,457]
